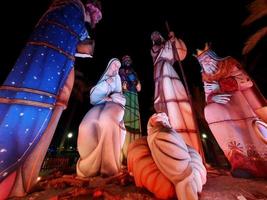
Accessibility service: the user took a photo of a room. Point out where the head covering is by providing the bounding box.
[121,55,132,67]
[85,0,102,26]
[147,112,172,133]
[90,58,123,105]
[85,0,102,11]
[151,31,165,45]
[97,58,121,83]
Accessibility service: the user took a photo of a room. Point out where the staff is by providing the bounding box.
[165,21,205,161]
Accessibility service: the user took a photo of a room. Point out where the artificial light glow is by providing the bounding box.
[67,132,73,138]
[202,133,208,139]
[37,176,41,181]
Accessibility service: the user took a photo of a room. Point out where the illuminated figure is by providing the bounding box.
[119,55,142,161]
[150,31,202,153]
[127,112,206,200]
[147,112,206,200]
[196,43,267,177]
[0,0,102,197]
[76,58,126,177]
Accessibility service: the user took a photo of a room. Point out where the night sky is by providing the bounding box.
[2,0,262,148]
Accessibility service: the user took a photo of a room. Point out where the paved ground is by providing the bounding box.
[9,169,267,200]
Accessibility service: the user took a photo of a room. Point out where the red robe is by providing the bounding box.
[203,57,267,177]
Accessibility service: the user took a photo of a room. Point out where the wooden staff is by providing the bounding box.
[165,21,206,161]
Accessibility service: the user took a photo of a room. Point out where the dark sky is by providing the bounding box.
[1,0,251,146]
[1,0,247,80]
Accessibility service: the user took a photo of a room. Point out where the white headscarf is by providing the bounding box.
[90,58,124,105]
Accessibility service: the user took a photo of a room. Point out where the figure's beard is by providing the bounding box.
[154,39,163,45]
[124,61,132,67]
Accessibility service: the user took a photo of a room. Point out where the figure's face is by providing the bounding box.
[107,60,121,76]
[122,58,132,67]
[85,4,102,28]
[199,55,218,74]
[151,32,163,45]
[150,112,171,128]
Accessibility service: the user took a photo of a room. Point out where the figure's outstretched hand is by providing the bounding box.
[136,81,141,92]
[204,81,220,92]
[212,94,232,104]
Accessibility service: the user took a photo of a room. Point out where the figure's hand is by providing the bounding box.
[76,39,95,56]
[211,94,232,104]
[136,82,141,92]
[204,81,220,92]
[168,31,176,42]
[110,93,126,105]
[106,77,113,84]
[122,81,128,90]
[104,96,112,102]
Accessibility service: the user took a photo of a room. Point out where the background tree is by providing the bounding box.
[242,0,267,96]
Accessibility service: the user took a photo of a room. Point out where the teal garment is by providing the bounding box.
[123,91,141,133]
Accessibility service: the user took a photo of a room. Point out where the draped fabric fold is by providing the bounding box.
[77,58,126,177]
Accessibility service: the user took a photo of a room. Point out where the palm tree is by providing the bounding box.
[242,0,267,96]
[242,0,267,55]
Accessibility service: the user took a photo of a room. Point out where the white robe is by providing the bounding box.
[151,39,202,154]
[76,58,126,177]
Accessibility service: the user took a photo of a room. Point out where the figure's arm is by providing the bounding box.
[90,80,112,105]
[132,71,142,92]
[226,67,253,91]
[217,59,253,92]
[204,74,252,105]
[75,25,95,58]
[119,69,128,91]
[204,81,232,104]
[168,31,187,61]
[75,39,95,58]
[136,81,141,92]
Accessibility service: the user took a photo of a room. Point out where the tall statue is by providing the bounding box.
[150,31,202,153]
[76,58,126,177]
[0,0,102,198]
[119,55,142,162]
[195,43,267,178]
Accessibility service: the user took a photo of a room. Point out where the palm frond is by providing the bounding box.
[242,0,267,26]
[242,26,267,54]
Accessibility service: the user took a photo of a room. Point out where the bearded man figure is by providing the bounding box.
[150,31,202,154]
[195,43,267,178]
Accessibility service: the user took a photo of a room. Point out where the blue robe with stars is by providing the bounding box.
[0,0,89,182]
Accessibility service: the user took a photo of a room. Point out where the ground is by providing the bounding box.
[9,168,267,200]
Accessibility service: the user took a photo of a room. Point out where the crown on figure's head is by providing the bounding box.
[193,42,210,58]
[193,42,224,65]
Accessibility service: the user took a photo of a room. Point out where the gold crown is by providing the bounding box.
[193,42,210,57]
